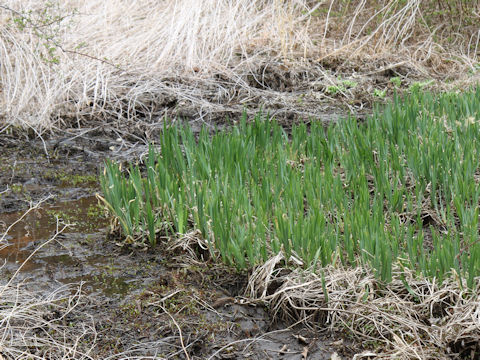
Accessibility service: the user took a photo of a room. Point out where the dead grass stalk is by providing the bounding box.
[247,253,480,358]
[0,0,478,130]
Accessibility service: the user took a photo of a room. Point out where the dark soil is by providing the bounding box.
[0,135,355,359]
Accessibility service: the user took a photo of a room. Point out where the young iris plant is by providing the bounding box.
[100,89,480,288]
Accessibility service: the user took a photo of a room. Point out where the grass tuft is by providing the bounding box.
[101,89,480,287]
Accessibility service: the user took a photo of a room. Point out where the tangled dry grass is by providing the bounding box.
[0,282,97,359]
[0,0,479,132]
[247,252,480,359]
[0,199,96,359]
[146,228,480,359]
[0,202,201,360]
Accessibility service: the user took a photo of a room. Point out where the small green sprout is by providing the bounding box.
[325,78,356,95]
[342,79,357,88]
[326,85,343,95]
[373,88,387,98]
[409,80,434,93]
[390,77,401,87]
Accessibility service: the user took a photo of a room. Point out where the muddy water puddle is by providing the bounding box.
[0,195,145,297]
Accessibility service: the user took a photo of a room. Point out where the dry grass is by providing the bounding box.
[0,0,312,130]
[0,198,97,359]
[247,252,480,359]
[0,199,94,359]
[0,282,97,359]
[0,0,478,132]
[0,197,186,359]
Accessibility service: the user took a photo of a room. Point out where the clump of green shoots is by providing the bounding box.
[100,88,480,287]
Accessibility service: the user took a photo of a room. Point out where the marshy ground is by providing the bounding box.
[0,135,354,359]
[2,1,480,359]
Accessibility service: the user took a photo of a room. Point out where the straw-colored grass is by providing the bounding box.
[0,199,96,359]
[247,253,480,359]
[0,197,190,359]
[1,0,478,131]
[0,282,97,359]
[0,0,311,130]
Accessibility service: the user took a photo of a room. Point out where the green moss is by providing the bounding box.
[51,170,98,187]
[87,203,106,219]
[10,184,23,193]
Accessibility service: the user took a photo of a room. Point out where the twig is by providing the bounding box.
[0,195,53,243]
[2,215,71,292]
[159,305,190,360]
[0,4,125,71]
[207,338,261,360]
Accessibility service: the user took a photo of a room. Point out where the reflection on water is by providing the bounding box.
[1,196,101,266]
[0,196,132,296]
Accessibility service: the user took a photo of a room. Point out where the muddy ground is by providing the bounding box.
[0,129,358,359]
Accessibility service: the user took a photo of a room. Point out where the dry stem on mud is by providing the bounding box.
[0,201,95,359]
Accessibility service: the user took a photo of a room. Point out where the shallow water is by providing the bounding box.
[0,195,133,296]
